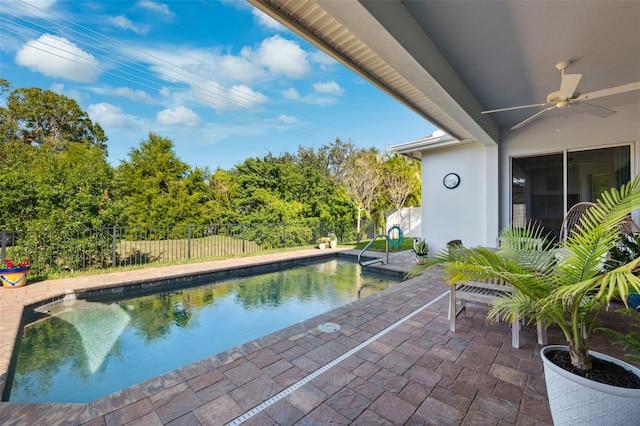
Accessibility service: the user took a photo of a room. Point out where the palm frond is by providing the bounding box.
[405,175,640,371]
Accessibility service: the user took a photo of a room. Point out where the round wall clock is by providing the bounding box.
[443,172,460,189]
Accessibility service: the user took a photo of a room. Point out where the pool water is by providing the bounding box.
[6,258,400,403]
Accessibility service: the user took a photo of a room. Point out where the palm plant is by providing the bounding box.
[410,174,640,372]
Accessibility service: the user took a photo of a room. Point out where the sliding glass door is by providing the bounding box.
[511,145,630,240]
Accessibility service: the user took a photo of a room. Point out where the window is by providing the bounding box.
[511,145,630,240]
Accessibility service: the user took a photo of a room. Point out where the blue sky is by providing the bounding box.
[0,0,436,170]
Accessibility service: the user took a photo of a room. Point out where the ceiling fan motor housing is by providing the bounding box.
[547,89,581,107]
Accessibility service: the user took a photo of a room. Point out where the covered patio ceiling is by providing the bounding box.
[248,0,640,149]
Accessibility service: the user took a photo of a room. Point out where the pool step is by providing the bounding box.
[360,258,384,267]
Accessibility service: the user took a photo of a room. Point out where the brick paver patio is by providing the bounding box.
[0,248,635,425]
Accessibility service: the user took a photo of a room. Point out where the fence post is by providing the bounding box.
[242,224,245,253]
[1,230,6,263]
[112,226,117,267]
[188,224,192,259]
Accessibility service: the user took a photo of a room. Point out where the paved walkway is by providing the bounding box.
[0,248,633,425]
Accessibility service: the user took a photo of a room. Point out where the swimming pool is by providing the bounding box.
[5,258,401,403]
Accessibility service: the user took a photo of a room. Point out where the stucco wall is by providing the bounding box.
[421,142,499,252]
[499,103,640,230]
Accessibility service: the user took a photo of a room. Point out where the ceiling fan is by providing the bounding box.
[481,60,640,130]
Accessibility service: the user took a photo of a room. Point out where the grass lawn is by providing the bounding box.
[353,238,415,252]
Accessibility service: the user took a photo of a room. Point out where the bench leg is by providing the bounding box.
[512,313,520,348]
[449,289,457,332]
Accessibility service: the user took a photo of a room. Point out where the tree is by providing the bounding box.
[0,87,107,152]
[116,133,210,227]
[0,138,120,230]
[317,137,359,181]
[341,153,382,235]
[0,82,116,228]
[207,168,239,222]
[382,153,421,222]
[0,78,9,95]
[231,154,309,223]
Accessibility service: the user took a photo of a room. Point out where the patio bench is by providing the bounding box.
[449,280,547,348]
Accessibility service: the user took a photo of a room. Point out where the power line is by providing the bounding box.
[4,0,338,145]
[0,12,264,112]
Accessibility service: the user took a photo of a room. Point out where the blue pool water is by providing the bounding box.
[6,258,400,403]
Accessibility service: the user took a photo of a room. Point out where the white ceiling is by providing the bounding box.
[403,0,640,130]
[250,0,640,143]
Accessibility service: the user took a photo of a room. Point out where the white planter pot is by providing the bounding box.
[541,345,640,426]
[318,243,326,249]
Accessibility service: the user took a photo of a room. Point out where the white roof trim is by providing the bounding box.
[391,131,460,157]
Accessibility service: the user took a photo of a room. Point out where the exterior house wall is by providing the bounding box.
[499,103,640,230]
[421,142,499,252]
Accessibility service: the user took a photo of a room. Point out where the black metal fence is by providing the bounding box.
[0,220,378,275]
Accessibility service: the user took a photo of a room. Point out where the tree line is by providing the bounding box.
[0,79,420,236]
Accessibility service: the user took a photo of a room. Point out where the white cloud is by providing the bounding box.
[90,86,153,102]
[282,85,339,106]
[87,102,140,130]
[191,80,268,111]
[113,87,153,102]
[278,114,297,124]
[252,9,284,31]
[15,34,99,82]
[122,35,312,90]
[136,0,175,21]
[282,88,300,100]
[216,54,263,83]
[156,106,201,126]
[50,83,65,93]
[244,35,310,79]
[309,50,337,70]
[107,15,149,35]
[1,0,56,18]
[313,80,344,95]
[49,83,86,104]
[228,85,268,109]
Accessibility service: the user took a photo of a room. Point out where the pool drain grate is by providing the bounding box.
[318,322,340,333]
[225,290,450,426]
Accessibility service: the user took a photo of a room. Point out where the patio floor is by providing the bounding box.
[0,248,635,425]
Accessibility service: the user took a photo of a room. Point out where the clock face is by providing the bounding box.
[443,173,460,189]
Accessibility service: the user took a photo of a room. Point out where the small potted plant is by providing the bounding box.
[328,233,338,249]
[316,237,330,249]
[412,238,429,264]
[1,258,30,288]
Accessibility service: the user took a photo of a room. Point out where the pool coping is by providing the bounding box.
[0,248,431,424]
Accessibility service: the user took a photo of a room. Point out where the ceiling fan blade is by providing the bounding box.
[511,106,557,130]
[575,102,617,118]
[577,81,640,101]
[481,102,549,114]
[559,74,582,99]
